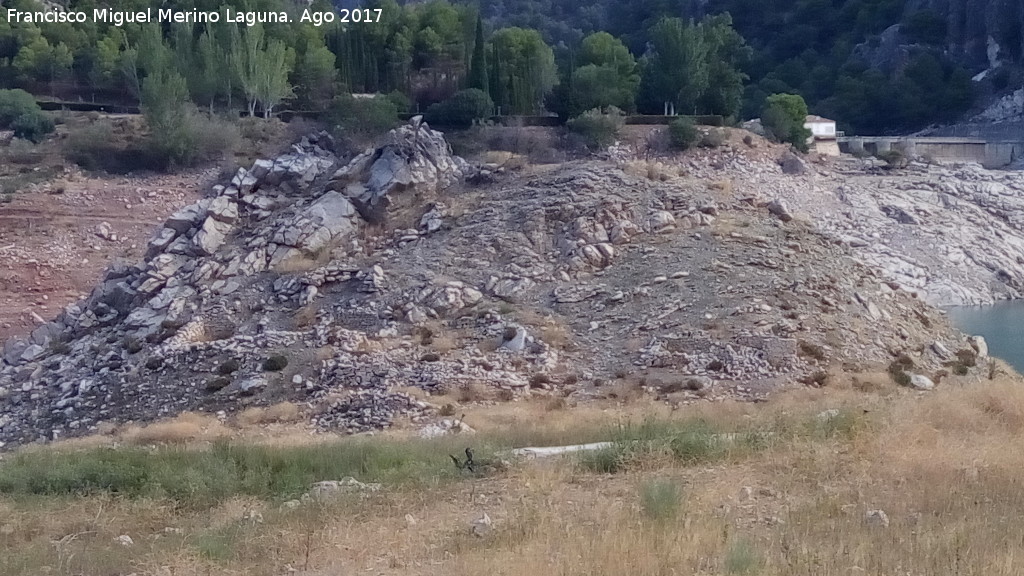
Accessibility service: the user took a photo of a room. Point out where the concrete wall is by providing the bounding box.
[839,137,1024,168]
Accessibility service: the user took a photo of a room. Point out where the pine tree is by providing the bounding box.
[469,15,488,94]
[489,43,504,113]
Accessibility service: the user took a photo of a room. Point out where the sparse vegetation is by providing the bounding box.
[639,478,682,522]
[261,355,289,372]
[878,149,908,169]
[217,359,241,375]
[798,340,827,361]
[5,378,1024,575]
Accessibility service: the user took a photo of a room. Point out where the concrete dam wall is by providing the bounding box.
[840,137,1024,169]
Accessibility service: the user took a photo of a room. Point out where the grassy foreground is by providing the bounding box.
[3,372,1024,575]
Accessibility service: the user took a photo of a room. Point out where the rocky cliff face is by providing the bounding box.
[908,0,1024,68]
[0,126,981,449]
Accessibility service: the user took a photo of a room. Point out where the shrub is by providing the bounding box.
[877,149,908,168]
[668,117,699,150]
[329,94,400,139]
[0,89,40,126]
[888,361,912,386]
[145,110,239,171]
[761,93,811,152]
[262,355,289,372]
[217,358,241,375]
[640,479,682,522]
[385,90,412,114]
[0,89,54,142]
[11,112,55,143]
[424,88,493,128]
[567,106,625,149]
[205,377,231,391]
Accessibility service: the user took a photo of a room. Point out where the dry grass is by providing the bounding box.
[235,402,303,426]
[619,159,684,182]
[292,304,319,329]
[118,411,230,445]
[6,373,1024,575]
[511,308,573,351]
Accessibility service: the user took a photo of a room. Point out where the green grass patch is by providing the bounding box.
[0,439,472,507]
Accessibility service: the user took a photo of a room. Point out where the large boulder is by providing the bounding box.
[165,201,208,234]
[270,191,359,259]
[331,121,468,223]
[193,217,233,256]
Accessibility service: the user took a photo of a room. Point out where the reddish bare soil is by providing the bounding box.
[0,168,216,341]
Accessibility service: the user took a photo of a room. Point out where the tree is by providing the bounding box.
[233,24,266,117]
[639,17,708,115]
[547,31,639,119]
[424,87,493,126]
[295,40,337,111]
[469,15,488,93]
[141,68,193,163]
[489,27,557,114]
[254,39,294,118]
[190,28,226,114]
[762,93,811,151]
[696,14,750,119]
[232,24,295,118]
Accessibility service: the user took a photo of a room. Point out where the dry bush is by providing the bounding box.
[273,253,321,274]
[513,308,573,350]
[708,179,733,195]
[620,160,677,182]
[119,412,228,444]
[235,402,302,427]
[292,304,319,329]
[458,382,486,403]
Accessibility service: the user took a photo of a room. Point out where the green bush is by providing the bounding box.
[262,354,289,372]
[11,112,55,143]
[329,94,400,139]
[0,89,39,126]
[761,93,811,152]
[567,106,625,149]
[385,90,412,114]
[668,117,699,150]
[145,110,238,171]
[424,88,494,128]
[0,89,55,142]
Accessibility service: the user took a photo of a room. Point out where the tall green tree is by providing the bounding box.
[294,40,337,111]
[489,27,556,114]
[639,17,708,115]
[696,14,750,119]
[469,15,488,93]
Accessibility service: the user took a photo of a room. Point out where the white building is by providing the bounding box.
[804,115,837,138]
[804,115,839,156]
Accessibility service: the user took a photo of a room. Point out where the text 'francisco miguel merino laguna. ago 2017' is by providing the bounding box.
[3,7,372,27]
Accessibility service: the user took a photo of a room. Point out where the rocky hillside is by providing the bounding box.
[0,124,986,449]
[689,148,1024,307]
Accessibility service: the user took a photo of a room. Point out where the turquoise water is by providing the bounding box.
[946,301,1024,373]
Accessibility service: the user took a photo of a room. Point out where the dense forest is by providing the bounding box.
[0,0,1006,134]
